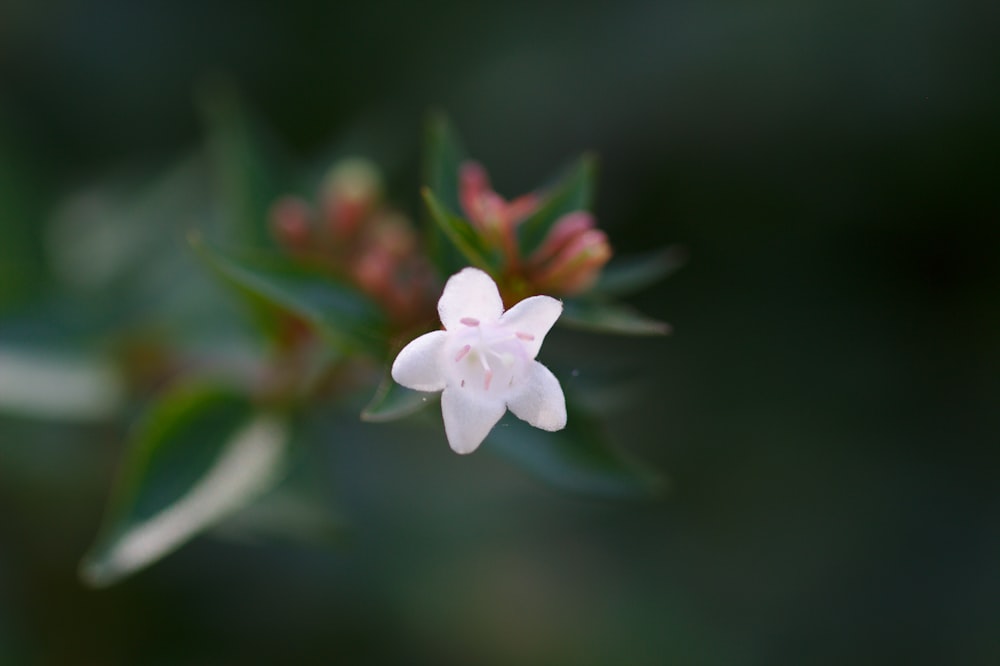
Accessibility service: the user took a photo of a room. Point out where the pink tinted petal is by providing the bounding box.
[506,361,567,432]
[390,330,447,391]
[499,295,562,358]
[441,387,507,454]
[437,267,504,330]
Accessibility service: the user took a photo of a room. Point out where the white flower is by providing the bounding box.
[391,267,567,454]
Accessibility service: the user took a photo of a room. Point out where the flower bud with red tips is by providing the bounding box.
[530,211,612,295]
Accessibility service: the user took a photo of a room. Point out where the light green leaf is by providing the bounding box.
[81,384,292,587]
[0,345,124,422]
[190,235,387,355]
[591,245,688,297]
[488,403,664,498]
[361,370,438,422]
[517,154,597,258]
[421,188,498,274]
[561,299,671,336]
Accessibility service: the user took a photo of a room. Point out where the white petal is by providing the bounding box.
[391,331,447,391]
[438,267,503,330]
[499,295,562,359]
[440,386,506,454]
[507,361,567,431]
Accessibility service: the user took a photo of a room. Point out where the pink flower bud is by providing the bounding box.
[530,213,612,295]
[529,211,596,266]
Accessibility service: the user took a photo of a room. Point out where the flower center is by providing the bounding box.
[445,317,534,396]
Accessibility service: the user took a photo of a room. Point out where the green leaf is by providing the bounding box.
[80,384,292,587]
[517,154,597,258]
[421,113,473,275]
[190,235,387,355]
[561,299,671,336]
[200,83,287,249]
[422,188,498,274]
[361,370,438,422]
[591,245,688,297]
[422,112,467,218]
[488,403,664,498]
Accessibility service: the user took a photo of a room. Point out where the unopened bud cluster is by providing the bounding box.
[269,158,434,324]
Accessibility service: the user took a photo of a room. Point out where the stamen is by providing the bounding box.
[460,317,480,327]
[484,369,493,391]
[515,331,535,341]
[454,344,471,362]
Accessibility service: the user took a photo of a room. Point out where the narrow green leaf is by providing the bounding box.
[517,155,597,258]
[361,370,438,422]
[200,84,286,248]
[488,403,664,498]
[421,188,498,274]
[561,299,671,336]
[190,236,387,355]
[81,384,292,587]
[422,112,467,217]
[422,113,473,275]
[591,245,688,297]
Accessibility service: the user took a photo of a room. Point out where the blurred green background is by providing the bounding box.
[1,0,998,664]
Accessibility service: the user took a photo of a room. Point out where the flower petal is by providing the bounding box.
[438,267,503,330]
[441,386,506,454]
[499,295,562,359]
[391,330,447,391]
[507,361,567,432]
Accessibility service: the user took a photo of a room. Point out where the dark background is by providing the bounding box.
[1,1,998,663]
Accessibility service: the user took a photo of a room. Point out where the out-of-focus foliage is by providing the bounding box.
[1,0,998,663]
